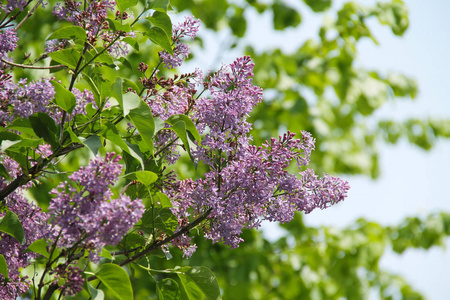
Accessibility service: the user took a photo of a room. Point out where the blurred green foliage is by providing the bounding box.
[148,212,450,299]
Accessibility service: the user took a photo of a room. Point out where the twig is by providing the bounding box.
[15,0,44,31]
[87,208,213,282]
[1,57,65,69]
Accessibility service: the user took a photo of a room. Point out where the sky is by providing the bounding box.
[178,1,450,298]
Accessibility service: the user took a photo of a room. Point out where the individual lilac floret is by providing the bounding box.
[160,16,200,69]
[48,153,144,262]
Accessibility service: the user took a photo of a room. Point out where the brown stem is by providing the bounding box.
[0,58,65,69]
[87,208,212,282]
[42,283,59,300]
[14,0,43,31]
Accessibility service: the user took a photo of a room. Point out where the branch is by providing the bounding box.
[0,143,83,202]
[1,57,65,69]
[87,208,213,282]
[15,0,43,31]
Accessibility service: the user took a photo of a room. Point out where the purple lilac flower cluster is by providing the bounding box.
[0,157,49,300]
[48,153,145,262]
[160,16,200,69]
[143,68,203,165]
[0,28,19,62]
[1,0,27,13]
[50,265,84,296]
[0,75,56,126]
[53,0,134,57]
[53,0,114,40]
[168,57,350,255]
[0,29,18,57]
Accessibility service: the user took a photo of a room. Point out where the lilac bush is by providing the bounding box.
[0,0,349,298]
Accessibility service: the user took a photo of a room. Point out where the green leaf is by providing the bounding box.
[25,238,50,258]
[83,135,102,155]
[157,278,180,300]
[110,77,123,106]
[107,19,132,33]
[154,208,178,235]
[116,0,138,12]
[122,37,139,51]
[155,192,172,208]
[122,79,140,94]
[0,211,25,244]
[135,170,158,186]
[122,92,141,117]
[229,12,247,38]
[166,121,192,157]
[272,3,301,30]
[48,48,81,69]
[148,0,169,12]
[101,122,144,167]
[124,232,146,247]
[0,164,9,179]
[101,248,113,260]
[7,118,35,136]
[146,11,172,38]
[146,27,173,55]
[0,131,21,151]
[177,266,221,300]
[0,254,8,280]
[29,113,59,149]
[51,81,76,114]
[102,122,129,150]
[94,263,133,300]
[0,132,41,150]
[166,115,201,142]
[88,284,105,300]
[128,100,155,154]
[303,0,331,12]
[83,74,101,106]
[48,25,87,41]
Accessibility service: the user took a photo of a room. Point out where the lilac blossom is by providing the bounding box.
[44,39,67,53]
[51,265,84,296]
[48,153,144,262]
[0,76,55,125]
[149,85,192,121]
[160,16,200,69]
[52,0,133,58]
[53,0,115,42]
[0,157,49,300]
[0,29,18,57]
[144,70,203,164]
[1,0,27,12]
[168,56,350,252]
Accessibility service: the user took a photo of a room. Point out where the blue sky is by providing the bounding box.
[179,1,450,298]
